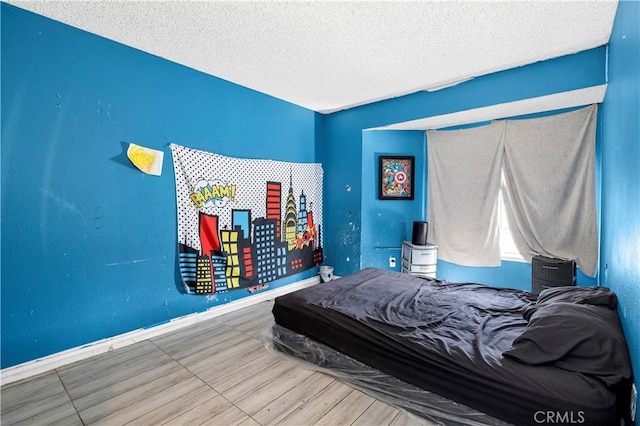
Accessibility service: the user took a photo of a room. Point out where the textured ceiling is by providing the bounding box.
[8,1,618,114]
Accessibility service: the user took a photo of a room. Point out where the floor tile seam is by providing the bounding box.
[54,369,87,426]
[75,355,208,424]
[165,341,265,379]
[151,306,271,426]
[312,387,361,424]
[56,340,160,376]
[233,325,274,343]
[389,410,404,426]
[201,384,265,426]
[158,327,251,358]
[0,379,80,425]
[224,309,273,325]
[150,322,239,353]
[81,370,206,426]
[118,381,216,426]
[58,343,165,388]
[150,329,284,405]
[147,339,215,390]
[225,319,274,335]
[318,389,376,426]
[60,353,180,399]
[150,382,229,426]
[225,363,316,417]
[194,345,282,387]
[265,373,338,425]
[215,362,300,413]
[63,353,191,407]
[151,326,247,359]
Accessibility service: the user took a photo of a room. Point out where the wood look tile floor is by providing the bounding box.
[1,300,435,426]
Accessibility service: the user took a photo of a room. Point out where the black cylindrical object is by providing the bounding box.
[412,221,428,245]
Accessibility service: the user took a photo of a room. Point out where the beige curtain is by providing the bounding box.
[426,105,598,274]
[427,121,506,267]
[502,104,598,276]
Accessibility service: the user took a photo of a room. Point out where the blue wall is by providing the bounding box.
[1,4,318,368]
[323,47,607,286]
[360,130,426,271]
[600,0,640,406]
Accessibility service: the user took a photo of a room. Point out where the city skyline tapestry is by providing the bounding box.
[170,144,323,294]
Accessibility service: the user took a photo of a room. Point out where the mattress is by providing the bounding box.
[271,268,632,426]
[270,323,510,425]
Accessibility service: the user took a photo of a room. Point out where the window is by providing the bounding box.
[427,105,597,272]
[498,173,524,261]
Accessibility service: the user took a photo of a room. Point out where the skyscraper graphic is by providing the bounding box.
[266,182,282,240]
[284,174,298,250]
[173,144,324,295]
[178,244,198,289]
[221,229,241,289]
[275,245,287,278]
[199,213,220,255]
[198,212,221,293]
[313,224,324,265]
[306,210,315,249]
[232,210,255,286]
[210,250,227,293]
[241,243,254,280]
[297,190,308,234]
[195,255,213,294]
[177,170,321,294]
[254,217,278,284]
[232,210,251,242]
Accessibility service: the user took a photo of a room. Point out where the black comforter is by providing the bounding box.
[272,268,632,426]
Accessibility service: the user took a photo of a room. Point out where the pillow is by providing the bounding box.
[520,286,618,322]
[503,302,632,388]
[536,285,617,309]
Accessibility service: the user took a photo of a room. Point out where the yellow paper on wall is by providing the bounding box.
[127,143,164,176]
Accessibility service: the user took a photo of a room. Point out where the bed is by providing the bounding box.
[270,267,633,426]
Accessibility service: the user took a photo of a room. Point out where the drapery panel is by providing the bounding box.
[427,121,506,267]
[502,104,598,276]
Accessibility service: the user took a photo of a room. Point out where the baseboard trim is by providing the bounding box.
[1,275,320,386]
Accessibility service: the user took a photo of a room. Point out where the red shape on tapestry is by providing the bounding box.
[199,213,220,256]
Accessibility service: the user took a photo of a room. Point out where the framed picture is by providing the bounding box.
[378,155,415,200]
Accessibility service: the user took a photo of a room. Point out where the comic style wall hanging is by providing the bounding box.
[170,144,323,294]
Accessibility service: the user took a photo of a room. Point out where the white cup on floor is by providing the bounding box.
[319,266,334,282]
